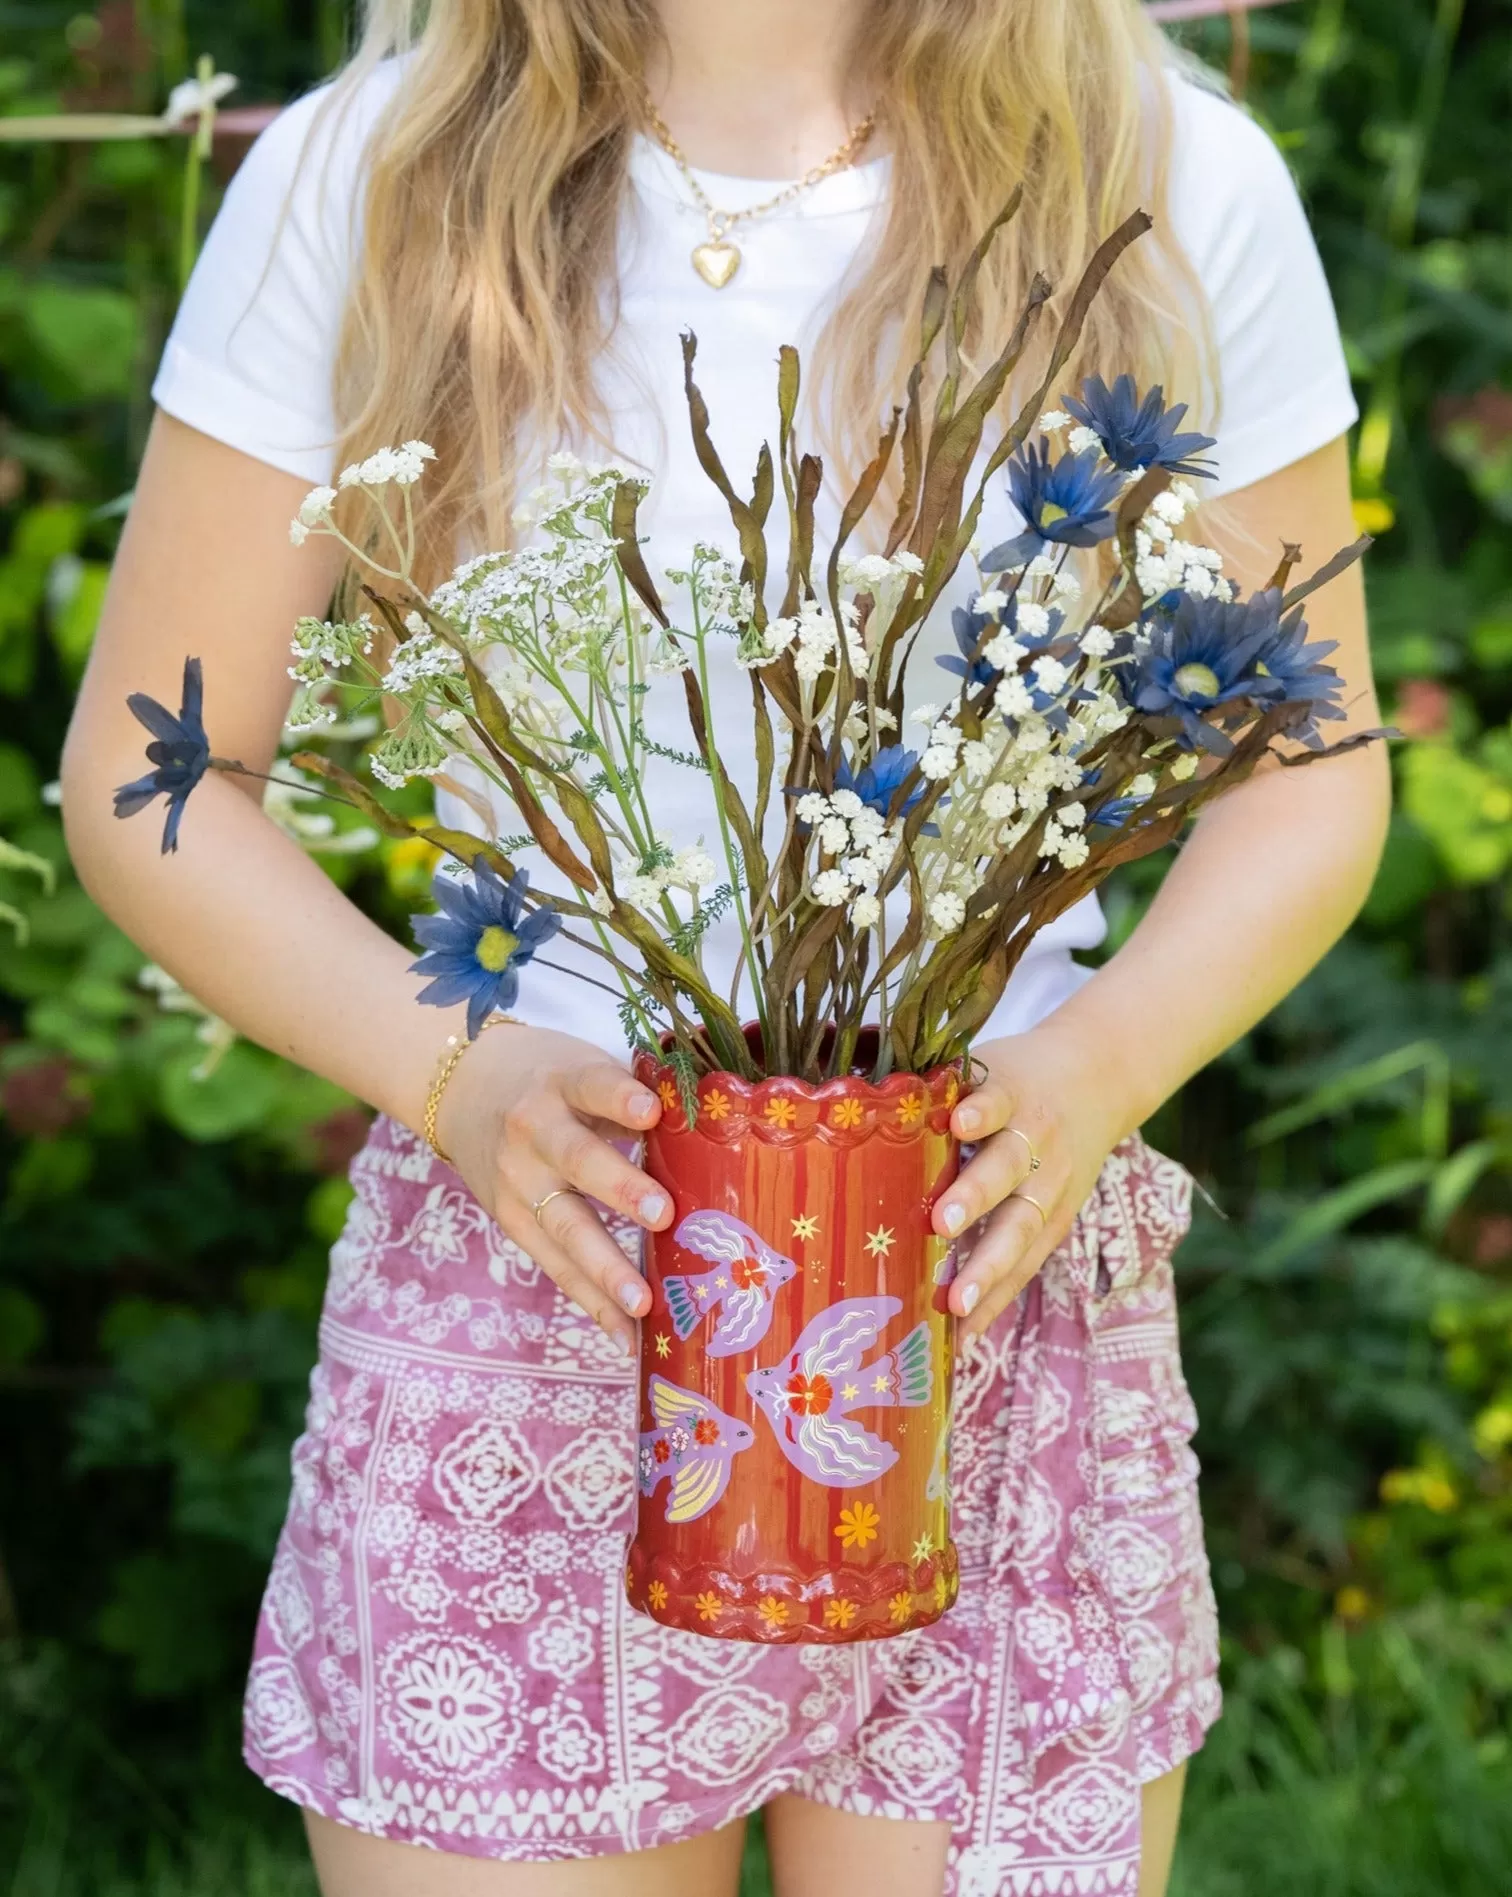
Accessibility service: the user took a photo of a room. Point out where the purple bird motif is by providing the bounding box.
[661,1210,798,1357]
[745,1296,934,1488]
[637,1376,755,1524]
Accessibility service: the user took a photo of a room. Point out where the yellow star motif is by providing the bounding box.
[791,1214,820,1241]
[694,1282,709,1301]
[864,1225,896,1259]
[714,1274,728,1289]
[911,1534,933,1564]
[872,1372,889,1393]
[654,1332,671,1358]
[841,1382,859,1400]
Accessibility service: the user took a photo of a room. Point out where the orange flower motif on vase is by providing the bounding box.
[785,1371,833,1417]
[647,1579,668,1610]
[731,1255,768,1291]
[888,1591,913,1625]
[835,1501,881,1550]
[658,1079,680,1113]
[829,1098,864,1130]
[702,1087,731,1123]
[757,1595,790,1629]
[823,1598,857,1629]
[694,1590,722,1621]
[896,1093,925,1126]
[763,1096,798,1129]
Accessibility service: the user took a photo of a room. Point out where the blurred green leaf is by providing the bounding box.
[157,1040,283,1142]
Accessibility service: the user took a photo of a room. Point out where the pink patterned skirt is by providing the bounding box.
[244,1117,1220,1894]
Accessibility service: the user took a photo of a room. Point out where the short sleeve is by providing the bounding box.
[151,66,400,484]
[1166,78,1358,495]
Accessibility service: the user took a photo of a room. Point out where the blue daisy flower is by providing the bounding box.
[1250,605,1348,746]
[410,858,560,1038]
[834,745,943,832]
[984,442,1124,571]
[1127,591,1294,752]
[112,656,211,854]
[938,593,1064,690]
[1063,374,1217,479]
[939,601,1002,689]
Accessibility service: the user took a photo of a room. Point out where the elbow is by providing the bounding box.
[60,708,125,914]
[1336,737,1395,925]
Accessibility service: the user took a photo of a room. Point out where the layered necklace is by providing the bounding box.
[639,88,879,290]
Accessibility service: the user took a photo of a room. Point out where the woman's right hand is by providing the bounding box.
[434,1023,671,1352]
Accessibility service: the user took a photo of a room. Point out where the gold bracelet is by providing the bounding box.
[423,1014,523,1167]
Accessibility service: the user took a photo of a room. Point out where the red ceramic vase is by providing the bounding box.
[625,1029,966,1643]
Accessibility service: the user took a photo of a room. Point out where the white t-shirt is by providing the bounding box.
[153,62,1358,1058]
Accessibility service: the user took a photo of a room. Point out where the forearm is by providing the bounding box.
[1038,744,1391,1132]
[62,760,457,1134]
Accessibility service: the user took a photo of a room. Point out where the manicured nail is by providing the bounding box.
[619,1282,646,1316]
[939,1201,966,1235]
[639,1192,668,1223]
[630,1091,657,1118]
[960,1283,981,1316]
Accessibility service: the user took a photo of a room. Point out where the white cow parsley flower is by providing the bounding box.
[1030,654,1069,695]
[927,891,966,933]
[851,893,882,928]
[980,782,1017,821]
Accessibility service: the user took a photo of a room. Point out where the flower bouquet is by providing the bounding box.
[120,203,1376,1641]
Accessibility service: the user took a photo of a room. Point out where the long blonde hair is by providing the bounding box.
[325,0,1213,582]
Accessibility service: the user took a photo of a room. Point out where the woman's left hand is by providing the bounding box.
[932,1023,1139,1337]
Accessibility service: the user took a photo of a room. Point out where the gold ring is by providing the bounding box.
[1011,1188,1048,1226]
[532,1188,575,1226]
[1005,1126,1041,1172]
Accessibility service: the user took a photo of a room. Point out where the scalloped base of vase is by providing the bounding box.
[625,1539,960,1643]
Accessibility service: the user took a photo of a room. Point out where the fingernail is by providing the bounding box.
[956,1108,979,1134]
[940,1201,966,1235]
[960,1283,980,1316]
[630,1091,657,1118]
[615,1332,632,1357]
[639,1192,668,1223]
[619,1282,646,1316]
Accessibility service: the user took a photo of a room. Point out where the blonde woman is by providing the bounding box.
[61,1,1386,1892]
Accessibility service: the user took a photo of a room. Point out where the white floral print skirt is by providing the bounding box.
[243,1117,1220,1894]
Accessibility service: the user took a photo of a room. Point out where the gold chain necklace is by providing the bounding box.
[639,89,879,290]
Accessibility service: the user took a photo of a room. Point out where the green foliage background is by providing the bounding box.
[2,3,1511,1890]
